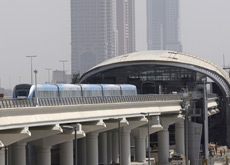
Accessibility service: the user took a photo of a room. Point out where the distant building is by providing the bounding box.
[0,87,12,98]
[71,0,117,75]
[52,70,71,84]
[117,0,136,55]
[0,87,4,94]
[71,0,135,75]
[147,0,182,51]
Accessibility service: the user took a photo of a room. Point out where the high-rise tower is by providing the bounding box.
[147,0,182,51]
[117,0,136,55]
[71,0,117,75]
[71,0,135,75]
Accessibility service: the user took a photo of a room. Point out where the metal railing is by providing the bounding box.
[0,94,183,109]
[0,99,35,109]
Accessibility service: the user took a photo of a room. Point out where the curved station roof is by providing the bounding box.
[81,50,230,96]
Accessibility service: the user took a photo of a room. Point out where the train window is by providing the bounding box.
[60,90,81,98]
[38,90,57,98]
[82,90,102,97]
[16,91,29,98]
[103,90,121,96]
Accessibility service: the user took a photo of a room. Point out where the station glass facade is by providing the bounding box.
[81,64,202,95]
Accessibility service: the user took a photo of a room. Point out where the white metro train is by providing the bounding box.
[13,84,137,99]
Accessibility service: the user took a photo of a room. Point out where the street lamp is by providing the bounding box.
[202,77,209,161]
[141,112,150,165]
[62,125,78,165]
[26,55,37,84]
[59,60,68,83]
[34,70,38,105]
[45,68,52,84]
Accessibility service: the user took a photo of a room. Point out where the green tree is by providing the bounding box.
[71,73,81,84]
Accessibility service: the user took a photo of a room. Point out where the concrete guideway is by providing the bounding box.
[0,100,183,130]
[0,94,219,165]
[0,98,184,165]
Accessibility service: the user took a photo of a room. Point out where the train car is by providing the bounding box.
[13,84,137,99]
[101,84,122,96]
[80,84,103,97]
[58,84,82,98]
[28,84,58,99]
[13,84,32,99]
[120,84,137,96]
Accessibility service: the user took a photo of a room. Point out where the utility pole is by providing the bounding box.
[202,77,209,161]
[45,68,52,84]
[26,55,37,84]
[34,70,38,105]
[59,60,68,83]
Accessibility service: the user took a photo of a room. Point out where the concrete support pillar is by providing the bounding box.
[132,127,148,162]
[60,141,73,165]
[112,131,119,163]
[0,148,5,165]
[78,138,86,165]
[175,120,185,155]
[11,143,26,165]
[107,132,112,165]
[121,129,131,165]
[158,127,169,165]
[135,137,146,162]
[37,146,51,165]
[86,132,98,165]
[99,132,107,165]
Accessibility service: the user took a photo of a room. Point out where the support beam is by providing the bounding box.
[30,124,85,147]
[60,141,73,165]
[82,120,106,133]
[19,124,63,143]
[10,143,26,165]
[37,146,51,165]
[30,125,84,165]
[86,132,98,165]
[85,119,128,164]
[107,131,112,165]
[175,120,185,154]
[0,148,5,165]
[132,127,147,162]
[131,115,163,162]
[158,127,169,165]
[120,117,148,165]
[112,131,119,163]
[77,138,86,165]
[99,132,107,164]
[0,128,31,146]
[121,128,131,165]
[158,115,184,165]
[135,136,146,162]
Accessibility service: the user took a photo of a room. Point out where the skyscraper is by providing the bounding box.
[71,0,135,75]
[71,0,117,75]
[117,0,135,55]
[147,0,182,51]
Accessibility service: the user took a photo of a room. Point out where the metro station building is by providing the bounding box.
[80,50,230,161]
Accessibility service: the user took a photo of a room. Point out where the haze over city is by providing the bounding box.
[0,0,230,89]
[1,1,230,164]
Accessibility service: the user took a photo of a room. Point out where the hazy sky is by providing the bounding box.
[0,0,230,89]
